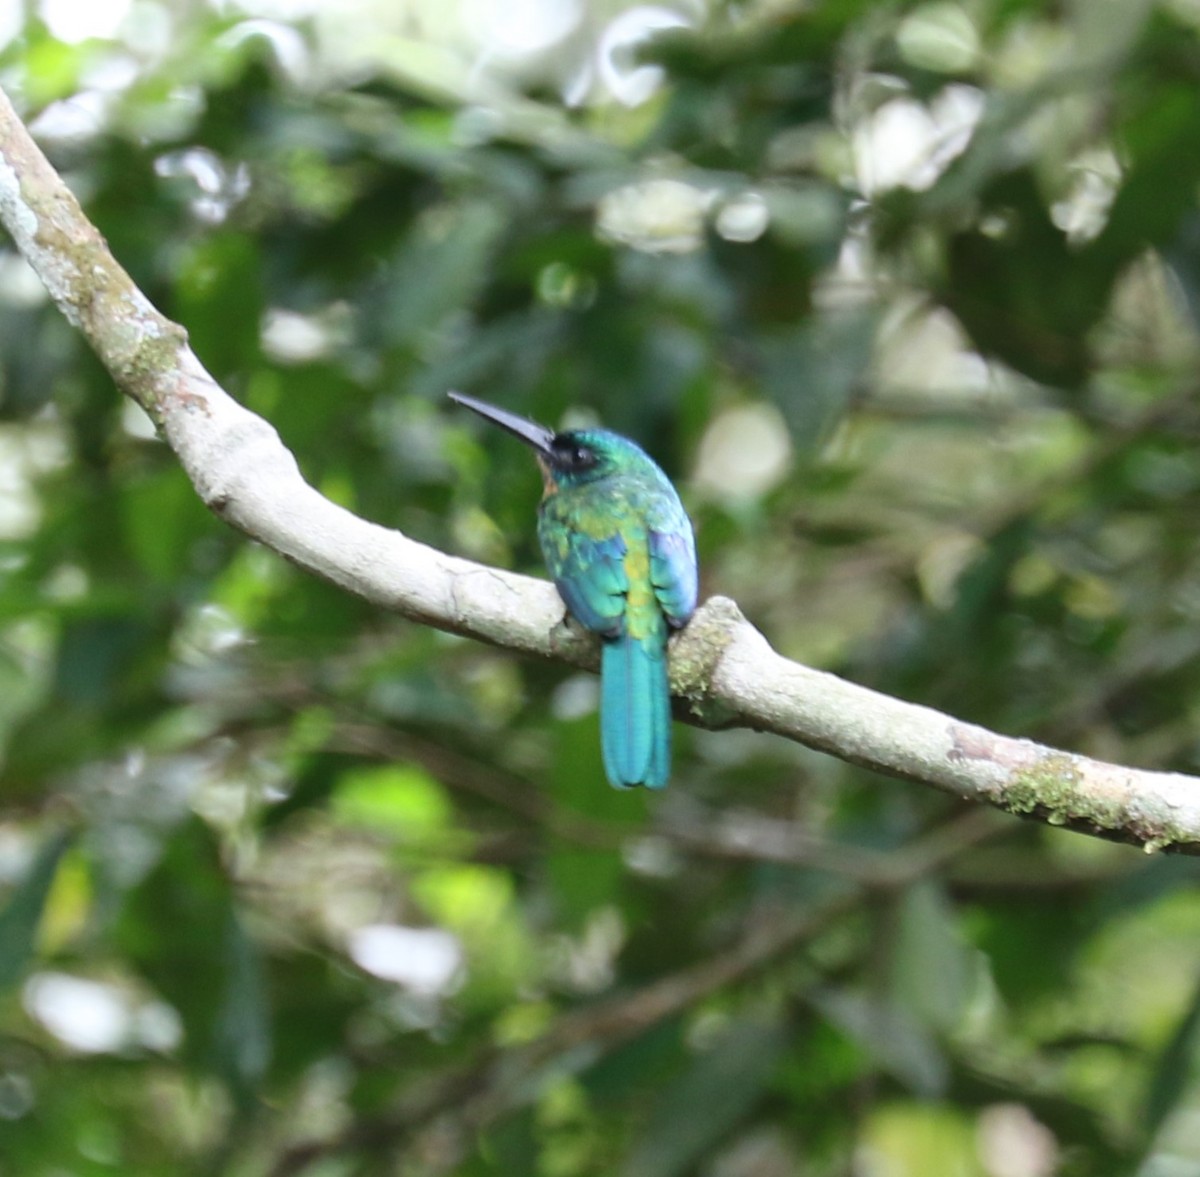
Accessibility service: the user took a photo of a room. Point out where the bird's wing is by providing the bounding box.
[649,526,698,627]
[542,528,629,638]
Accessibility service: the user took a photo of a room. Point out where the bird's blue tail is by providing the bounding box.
[600,632,671,789]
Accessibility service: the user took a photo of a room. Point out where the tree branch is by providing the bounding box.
[3,84,1199,854]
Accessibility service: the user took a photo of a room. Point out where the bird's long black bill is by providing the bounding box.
[448,391,556,455]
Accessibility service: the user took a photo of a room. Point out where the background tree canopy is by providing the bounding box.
[4,0,1200,1173]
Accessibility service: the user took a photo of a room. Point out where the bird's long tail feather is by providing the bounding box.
[600,632,671,789]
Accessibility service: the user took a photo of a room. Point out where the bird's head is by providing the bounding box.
[448,392,644,492]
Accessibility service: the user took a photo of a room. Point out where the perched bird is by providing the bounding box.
[449,392,698,789]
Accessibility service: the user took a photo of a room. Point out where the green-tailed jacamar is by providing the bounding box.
[449,392,698,789]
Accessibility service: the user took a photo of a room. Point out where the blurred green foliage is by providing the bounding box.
[4,1,1200,1174]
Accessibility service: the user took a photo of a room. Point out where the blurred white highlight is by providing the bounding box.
[597,177,711,253]
[854,85,984,195]
[465,0,583,56]
[40,0,132,42]
[694,402,793,501]
[23,973,182,1054]
[348,924,464,995]
[598,6,690,106]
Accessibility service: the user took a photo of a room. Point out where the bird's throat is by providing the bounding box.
[536,455,559,498]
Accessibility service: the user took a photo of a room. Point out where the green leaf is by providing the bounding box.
[813,990,947,1096]
[372,199,507,347]
[0,830,72,990]
[1142,973,1200,1151]
[762,308,876,451]
[546,712,643,927]
[173,231,264,380]
[889,881,975,1035]
[332,762,453,841]
[215,909,271,1101]
[115,818,271,1092]
[621,1018,786,1177]
[120,466,215,584]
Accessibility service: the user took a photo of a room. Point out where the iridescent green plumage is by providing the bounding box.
[449,394,698,789]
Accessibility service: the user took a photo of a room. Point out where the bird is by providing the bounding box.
[448,391,698,789]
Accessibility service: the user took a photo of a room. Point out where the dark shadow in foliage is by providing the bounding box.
[115,817,269,1103]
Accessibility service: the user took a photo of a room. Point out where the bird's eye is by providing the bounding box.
[553,438,598,471]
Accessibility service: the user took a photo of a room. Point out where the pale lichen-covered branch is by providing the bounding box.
[2,83,1197,854]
